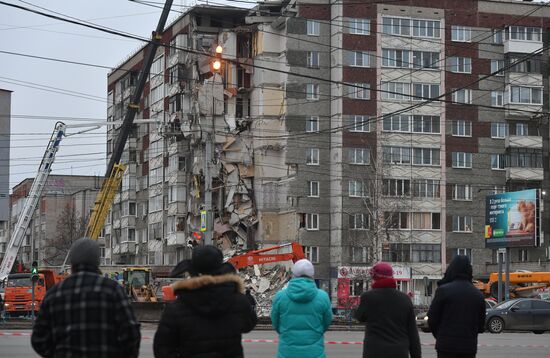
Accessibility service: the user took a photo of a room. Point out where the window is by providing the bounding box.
[383,114,409,132]
[349,115,370,132]
[382,17,410,36]
[491,91,504,107]
[304,246,319,263]
[149,167,163,184]
[382,49,410,68]
[306,116,319,132]
[493,186,506,194]
[451,26,471,42]
[169,65,184,84]
[452,120,472,137]
[452,152,472,168]
[450,57,472,73]
[456,248,472,261]
[491,154,506,170]
[127,228,136,242]
[516,122,528,136]
[308,181,319,197]
[412,179,440,198]
[412,19,441,38]
[491,60,505,76]
[169,95,181,113]
[349,148,370,165]
[349,180,367,197]
[348,83,370,100]
[518,249,529,262]
[351,51,370,67]
[150,83,164,104]
[507,26,542,41]
[382,243,411,262]
[385,212,411,230]
[453,216,473,232]
[412,148,440,166]
[349,18,370,35]
[452,89,472,104]
[306,213,319,231]
[128,202,136,216]
[491,122,508,139]
[507,148,543,168]
[148,194,163,213]
[381,82,410,100]
[412,51,439,69]
[349,280,368,296]
[349,213,369,230]
[306,20,320,36]
[351,246,368,263]
[307,51,319,68]
[412,83,439,100]
[508,56,541,73]
[412,212,441,230]
[306,148,319,165]
[510,86,542,104]
[412,244,441,263]
[453,184,472,200]
[492,29,503,44]
[412,115,440,134]
[151,56,164,77]
[306,83,320,100]
[383,179,411,197]
[382,146,411,164]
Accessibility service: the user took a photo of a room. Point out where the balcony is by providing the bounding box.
[168,51,190,68]
[505,135,542,149]
[120,241,136,254]
[506,167,543,181]
[167,232,186,246]
[504,40,542,54]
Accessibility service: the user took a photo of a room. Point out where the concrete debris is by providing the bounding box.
[241,265,292,317]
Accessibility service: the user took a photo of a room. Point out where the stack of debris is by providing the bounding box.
[241,264,292,317]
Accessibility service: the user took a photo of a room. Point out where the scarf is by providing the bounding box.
[371,277,397,289]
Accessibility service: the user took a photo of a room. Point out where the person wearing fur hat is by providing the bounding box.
[31,238,141,358]
[354,262,421,358]
[271,259,333,358]
[153,245,257,358]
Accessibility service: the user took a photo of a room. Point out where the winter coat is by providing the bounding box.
[354,284,421,358]
[31,266,141,358]
[428,256,486,354]
[271,277,333,358]
[153,274,257,358]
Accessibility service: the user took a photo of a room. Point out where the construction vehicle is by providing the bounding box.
[0,123,66,281]
[477,271,550,299]
[162,242,305,301]
[122,267,157,302]
[3,269,61,316]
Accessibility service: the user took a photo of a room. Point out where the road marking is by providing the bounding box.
[1,332,549,349]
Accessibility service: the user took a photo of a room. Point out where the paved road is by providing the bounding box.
[1,330,549,357]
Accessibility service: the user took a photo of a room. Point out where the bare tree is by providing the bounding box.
[43,204,87,266]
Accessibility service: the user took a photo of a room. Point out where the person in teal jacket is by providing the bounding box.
[271,259,333,358]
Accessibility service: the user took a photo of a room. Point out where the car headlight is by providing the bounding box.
[424,316,429,321]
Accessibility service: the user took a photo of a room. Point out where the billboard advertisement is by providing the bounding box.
[485,189,541,248]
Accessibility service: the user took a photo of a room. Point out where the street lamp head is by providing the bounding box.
[212,60,222,71]
[215,45,223,54]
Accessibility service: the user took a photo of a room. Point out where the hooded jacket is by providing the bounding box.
[271,277,332,358]
[153,274,257,358]
[428,255,486,354]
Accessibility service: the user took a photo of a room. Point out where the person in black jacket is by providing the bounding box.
[354,262,421,358]
[428,255,486,358]
[153,245,257,358]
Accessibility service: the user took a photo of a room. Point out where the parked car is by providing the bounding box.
[417,299,496,333]
[486,298,550,334]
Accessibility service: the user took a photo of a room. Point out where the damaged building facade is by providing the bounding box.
[106,0,550,308]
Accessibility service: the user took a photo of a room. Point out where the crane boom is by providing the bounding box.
[0,122,67,280]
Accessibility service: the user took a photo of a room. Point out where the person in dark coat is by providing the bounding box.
[355,262,421,358]
[31,238,141,358]
[153,245,257,358]
[428,255,486,358]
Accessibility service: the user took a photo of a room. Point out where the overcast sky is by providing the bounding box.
[0,0,248,190]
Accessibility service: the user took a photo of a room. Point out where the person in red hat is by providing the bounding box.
[355,262,421,358]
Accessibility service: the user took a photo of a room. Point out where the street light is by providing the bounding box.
[212,45,223,72]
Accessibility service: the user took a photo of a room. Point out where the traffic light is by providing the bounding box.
[31,260,39,283]
[211,45,223,73]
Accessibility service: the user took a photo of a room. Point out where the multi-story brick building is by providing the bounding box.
[107,0,549,306]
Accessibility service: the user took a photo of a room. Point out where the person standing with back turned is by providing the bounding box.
[428,255,486,358]
[271,259,332,358]
[355,262,421,358]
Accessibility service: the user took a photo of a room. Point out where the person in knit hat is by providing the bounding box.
[355,262,421,358]
[271,259,332,358]
[31,238,141,358]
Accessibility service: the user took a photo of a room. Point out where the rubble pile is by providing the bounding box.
[241,264,292,317]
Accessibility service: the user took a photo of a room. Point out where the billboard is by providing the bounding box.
[485,189,541,248]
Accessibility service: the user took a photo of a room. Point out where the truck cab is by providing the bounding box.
[4,273,46,316]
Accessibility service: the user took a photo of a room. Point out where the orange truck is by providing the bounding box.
[477,271,550,299]
[4,270,61,316]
